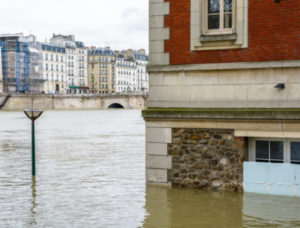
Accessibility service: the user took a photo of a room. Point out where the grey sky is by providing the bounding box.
[0,0,148,51]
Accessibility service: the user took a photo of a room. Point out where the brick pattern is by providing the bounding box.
[168,128,247,191]
[164,0,300,64]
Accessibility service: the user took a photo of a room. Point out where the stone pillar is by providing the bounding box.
[146,127,172,185]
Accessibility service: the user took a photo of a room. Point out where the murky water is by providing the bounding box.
[0,110,300,227]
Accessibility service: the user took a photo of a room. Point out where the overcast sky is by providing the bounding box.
[0,0,148,51]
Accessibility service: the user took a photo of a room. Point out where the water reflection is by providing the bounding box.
[243,193,300,228]
[143,186,243,228]
[143,185,300,228]
[28,177,37,226]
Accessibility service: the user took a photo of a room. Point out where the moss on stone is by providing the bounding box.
[142,108,300,120]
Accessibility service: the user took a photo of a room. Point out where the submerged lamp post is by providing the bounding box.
[24,109,43,177]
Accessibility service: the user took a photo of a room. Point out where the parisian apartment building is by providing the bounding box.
[88,48,148,94]
[88,47,116,94]
[115,51,137,93]
[0,34,44,93]
[49,34,88,94]
[135,50,148,92]
[41,43,67,94]
[115,49,149,93]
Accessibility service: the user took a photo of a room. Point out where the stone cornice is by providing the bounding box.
[142,108,300,120]
[147,60,300,73]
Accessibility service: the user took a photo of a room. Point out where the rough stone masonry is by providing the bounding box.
[168,128,247,192]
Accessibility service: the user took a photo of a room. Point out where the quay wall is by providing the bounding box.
[0,94,147,110]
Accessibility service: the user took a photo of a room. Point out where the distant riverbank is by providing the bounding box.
[0,93,147,110]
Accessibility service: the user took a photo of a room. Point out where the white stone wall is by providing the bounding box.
[42,49,67,94]
[149,0,170,66]
[77,48,88,87]
[136,59,149,92]
[0,94,146,110]
[116,59,137,93]
[148,62,300,108]
[66,48,76,88]
[146,127,172,184]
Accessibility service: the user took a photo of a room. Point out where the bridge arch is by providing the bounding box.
[108,103,124,109]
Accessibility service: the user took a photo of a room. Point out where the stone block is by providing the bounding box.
[149,53,169,66]
[149,15,164,29]
[162,71,219,86]
[147,100,191,108]
[150,40,164,53]
[146,168,168,183]
[149,2,169,16]
[148,85,190,102]
[146,127,172,143]
[149,28,169,41]
[190,84,248,102]
[149,73,164,86]
[146,142,168,156]
[146,155,172,169]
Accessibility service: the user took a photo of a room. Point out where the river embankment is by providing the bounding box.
[0,93,147,110]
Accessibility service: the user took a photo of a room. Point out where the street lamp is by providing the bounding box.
[24,109,43,177]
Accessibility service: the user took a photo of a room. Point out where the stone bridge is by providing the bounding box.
[0,93,147,110]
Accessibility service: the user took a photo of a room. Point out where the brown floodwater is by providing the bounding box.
[0,110,300,227]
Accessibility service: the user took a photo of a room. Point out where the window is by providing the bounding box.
[190,0,248,50]
[256,140,284,163]
[205,0,234,34]
[291,142,300,164]
[249,138,300,164]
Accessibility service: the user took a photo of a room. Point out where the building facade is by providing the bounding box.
[88,47,116,94]
[50,35,88,94]
[144,0,300,197]
[115,49,149,93]
[41,43,67,94]
[0,34,44,93]
[135,50,149,93]
[115,53,137,93]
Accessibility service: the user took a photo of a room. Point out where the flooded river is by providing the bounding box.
[0,110,300,227]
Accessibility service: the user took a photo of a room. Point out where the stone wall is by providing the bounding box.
[147,66,300,109]
[168,128,247,192]
[0,94,146,110]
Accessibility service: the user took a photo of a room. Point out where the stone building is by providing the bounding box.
[144,0,300,196]
[50,35,88,94]
[135,49,149,93]
[0,34,44,93]
[115,53,137,93]
[88,47,116,94]
[41,43,67,94]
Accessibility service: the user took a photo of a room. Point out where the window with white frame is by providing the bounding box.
[204,0,235,35]
[249,138,300,164]
[190,0,248,50]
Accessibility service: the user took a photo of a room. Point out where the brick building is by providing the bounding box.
[143,0,300,196]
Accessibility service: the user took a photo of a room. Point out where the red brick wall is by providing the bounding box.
[164,0,300,65]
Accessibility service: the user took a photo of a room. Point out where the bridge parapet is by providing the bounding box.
[0,93,147,110]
